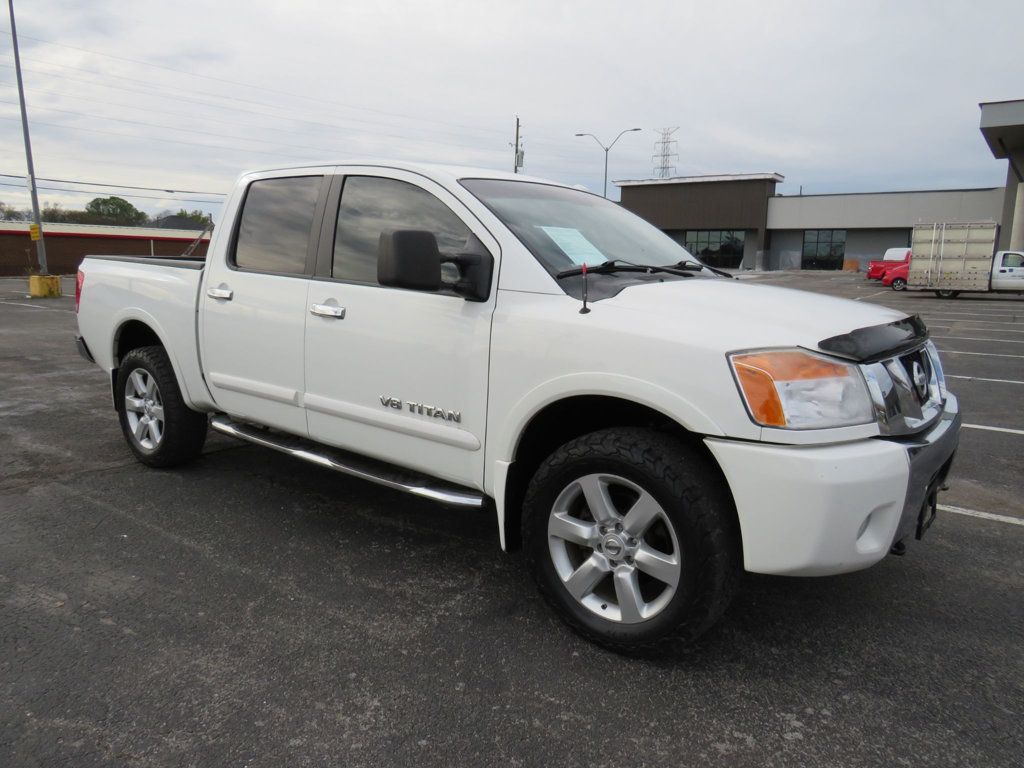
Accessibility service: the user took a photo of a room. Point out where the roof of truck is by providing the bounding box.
[239,161,565,188]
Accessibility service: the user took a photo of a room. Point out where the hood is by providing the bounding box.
[600,278,911,356]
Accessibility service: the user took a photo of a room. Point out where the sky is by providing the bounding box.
[0,0,1021,223]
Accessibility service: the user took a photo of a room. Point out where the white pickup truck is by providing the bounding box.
[908,222,1024,298]
[75,162,960,653]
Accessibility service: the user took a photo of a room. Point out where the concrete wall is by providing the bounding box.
[766,228,911,271]
[767,188,1005,230]
[766,230,803,270]
[844,229,911,269]
[0,232,209,276]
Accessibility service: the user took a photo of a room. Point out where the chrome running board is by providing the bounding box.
[209,415,486,509]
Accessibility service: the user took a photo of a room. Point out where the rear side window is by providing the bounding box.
[332,176,472,283]
[234,176,323,274]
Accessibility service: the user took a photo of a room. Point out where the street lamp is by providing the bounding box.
[574,128,642,198]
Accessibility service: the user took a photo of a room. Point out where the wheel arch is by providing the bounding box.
[497,393,737,552]
[109,313,195,410]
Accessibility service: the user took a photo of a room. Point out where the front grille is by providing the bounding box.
[861,344,944,436]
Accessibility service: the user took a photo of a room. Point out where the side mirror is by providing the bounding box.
[443,233,494,302]
[378,230,442,292]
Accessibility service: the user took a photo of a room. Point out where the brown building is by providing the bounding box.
[616,173,783,269]
[0,221,210,276]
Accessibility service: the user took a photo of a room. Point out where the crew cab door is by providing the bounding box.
[200,171,329,435]
[992,251,1024,291]
[303,170,499,487]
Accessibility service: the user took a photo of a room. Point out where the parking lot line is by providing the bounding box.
[946,375,1024,385]
[854,291,889,301]
[962,423,1024,436]
[938,504,1024,527]
[932,335,1024,344]
[938,349,1024,359]
[0,301,74,313]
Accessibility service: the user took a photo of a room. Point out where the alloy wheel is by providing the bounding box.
[124,368,164,451]
[547,473,681,624]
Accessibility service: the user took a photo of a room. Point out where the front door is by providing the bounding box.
[992,251,1024,292]
[303,170,499,488]
[201,171,328,436]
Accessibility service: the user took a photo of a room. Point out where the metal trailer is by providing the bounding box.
[908,222,999,295]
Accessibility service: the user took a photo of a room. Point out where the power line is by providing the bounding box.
[0,172,224,195]
[0,54,585,153]
[0,179,222,204]
[0,62,528,156]
[0,30,515,137]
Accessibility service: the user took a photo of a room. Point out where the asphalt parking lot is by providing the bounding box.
[1,273,1022,767]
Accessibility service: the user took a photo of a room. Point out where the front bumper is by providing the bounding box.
[705,394,960,576]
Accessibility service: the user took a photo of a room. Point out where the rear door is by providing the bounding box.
[992,251,1024,292]
[200,171,329,435]
[303,169,499,488]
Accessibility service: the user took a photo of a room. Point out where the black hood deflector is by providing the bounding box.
[817,315,928,363]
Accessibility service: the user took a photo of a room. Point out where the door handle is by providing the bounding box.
[207,286,233,300]
[310,303,346,319]
[999,269,1007,273]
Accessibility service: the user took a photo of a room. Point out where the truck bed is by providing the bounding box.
[76,254,210,410]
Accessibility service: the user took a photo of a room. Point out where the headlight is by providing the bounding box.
[729,349,874,429]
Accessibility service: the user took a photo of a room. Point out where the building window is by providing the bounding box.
[684,230,745,268]
[802,230,846,270]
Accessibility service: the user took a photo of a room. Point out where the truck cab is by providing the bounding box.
[75,162,961,653]
[867,247,911,280]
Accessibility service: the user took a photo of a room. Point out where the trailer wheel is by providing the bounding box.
[934,289,960,299]
[891,278,907,291]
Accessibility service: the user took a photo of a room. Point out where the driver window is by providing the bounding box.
[1002,252,1024,268]
[332,176,473,284]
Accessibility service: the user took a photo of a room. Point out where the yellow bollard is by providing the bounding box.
[28,274,62,298]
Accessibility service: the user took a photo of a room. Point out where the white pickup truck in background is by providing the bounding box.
[908,222,1024,298]
[75,162,960,653]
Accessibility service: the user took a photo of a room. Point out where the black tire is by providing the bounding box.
[523,428,740,655]
[116,345,207,467]
[891,278,907,291]
[934,289,960,299]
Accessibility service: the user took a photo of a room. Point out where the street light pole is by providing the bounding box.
[574,128,642,198]
[7,0,47,274]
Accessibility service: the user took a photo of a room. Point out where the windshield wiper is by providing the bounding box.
[667,260,736,279]
[556,259,695,280]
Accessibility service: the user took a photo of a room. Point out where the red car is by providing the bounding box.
[882,261,909,290]
[867,247,911,280]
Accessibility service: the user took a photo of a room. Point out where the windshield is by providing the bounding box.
[460,179,700,276]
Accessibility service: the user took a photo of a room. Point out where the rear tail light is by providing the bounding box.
[75,270,84,313]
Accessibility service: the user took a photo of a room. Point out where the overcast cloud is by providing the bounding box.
[0,0,1021,220]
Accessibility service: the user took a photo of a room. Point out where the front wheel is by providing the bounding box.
[116,345,208,467]
[891,277,907,291]
[523,428,740,655]
[935,289,960,299]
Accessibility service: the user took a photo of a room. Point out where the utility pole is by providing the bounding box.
[7,0,47,274]
[511,116,524,174]
[652,127,678,179]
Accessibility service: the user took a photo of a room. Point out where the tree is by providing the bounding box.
[175,208,214,227]
[82,196,150,226]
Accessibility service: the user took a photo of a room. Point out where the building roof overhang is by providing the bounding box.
[614,172,784,188]
[979,99,1024,160]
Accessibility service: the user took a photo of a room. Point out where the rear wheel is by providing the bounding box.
[116,345,207,467]
[891,277,907,291]
[935,289,960,299]
[523,428,740,655]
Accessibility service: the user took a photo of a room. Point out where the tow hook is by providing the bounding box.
[890,540,907,556]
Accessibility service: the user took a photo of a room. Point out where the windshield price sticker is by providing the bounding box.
[539,226,607,266]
